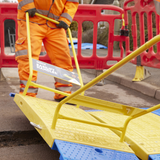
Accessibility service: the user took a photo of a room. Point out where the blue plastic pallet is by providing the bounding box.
[68,39,78,44]
[85,110,101,112]
[9,92,16,97]
[86,108,160,116]
[151,109,160,116]
[149,154,160,160]
[52,140,139,160]
[69,43,107,50]
[141,108,160,116]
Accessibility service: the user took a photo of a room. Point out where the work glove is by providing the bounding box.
[56,21,69,30]
[26,8,36,17]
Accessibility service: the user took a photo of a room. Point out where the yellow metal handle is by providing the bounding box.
[23,13,84,98]
[35,13,59,24]
[23,12,33,96]
[35,12,84,88]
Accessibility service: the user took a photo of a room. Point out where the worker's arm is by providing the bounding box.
[18,0,36,16]
[58,0,79,27]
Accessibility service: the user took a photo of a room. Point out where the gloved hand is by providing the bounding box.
[26,8,36,17]
[56,21,69,30]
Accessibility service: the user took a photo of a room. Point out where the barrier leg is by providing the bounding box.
[132,66,151,81]
[0,68,5,81]
[132,55,151,81]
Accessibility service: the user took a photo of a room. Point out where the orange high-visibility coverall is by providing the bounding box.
[15,0,79,99]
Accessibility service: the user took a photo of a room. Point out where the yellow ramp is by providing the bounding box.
[14,94,134,154]
[89,110,160,160]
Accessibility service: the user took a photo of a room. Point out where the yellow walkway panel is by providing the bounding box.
[14,94,134,154]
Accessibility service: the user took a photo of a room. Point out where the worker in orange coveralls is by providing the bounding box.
[15,0,79,102]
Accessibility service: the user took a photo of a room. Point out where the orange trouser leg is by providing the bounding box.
[15,20,73,98]
[18,58,38,97]
[43,27,73,100]
[54,79,72,100]
[15,21,46,97]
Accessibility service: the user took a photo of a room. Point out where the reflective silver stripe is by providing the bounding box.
[20,80,38,93]
[61,13,72,22]
[20,88,38,93]
[55,78,71,84]
[55,86,72,92]
[48,13,59,21]
[20,80,27,85]
[36,9,49,16]
[19,0,34,10]
[67,0,79,2]
[20,80,36,86]
[18,5,21,10]
[154,0,160,15]
[15,49,28,57]
[55,77,72,91]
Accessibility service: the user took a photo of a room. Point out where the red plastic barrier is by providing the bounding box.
[124,0,160,68]
[71,5,126,69]
[0,3,126,69]
[0,3,18,68]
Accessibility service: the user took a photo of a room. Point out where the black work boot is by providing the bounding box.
[54,96,76,105]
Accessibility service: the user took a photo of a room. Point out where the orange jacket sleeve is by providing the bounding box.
[58,0,79,26]
[18,0,35,12]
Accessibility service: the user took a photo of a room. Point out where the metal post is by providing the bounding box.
[95,70,104,86]
[113,0,119,6]
[90,0,95,4]
[113,0,120,50]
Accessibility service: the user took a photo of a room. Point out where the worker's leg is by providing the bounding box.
[43,27,73,100]
[15,20,46,97]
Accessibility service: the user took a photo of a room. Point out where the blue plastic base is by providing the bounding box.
[151,109,160,116]
[69,43,107,50]
[86,108,160,116]
[9,92,16,97]
[85,110,101,112]
[52,140,138,160]
[149,154,160,160]
[141,108,160,116]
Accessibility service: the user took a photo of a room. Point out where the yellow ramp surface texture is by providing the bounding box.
[89,110,160,160]
[14,94,134,154]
